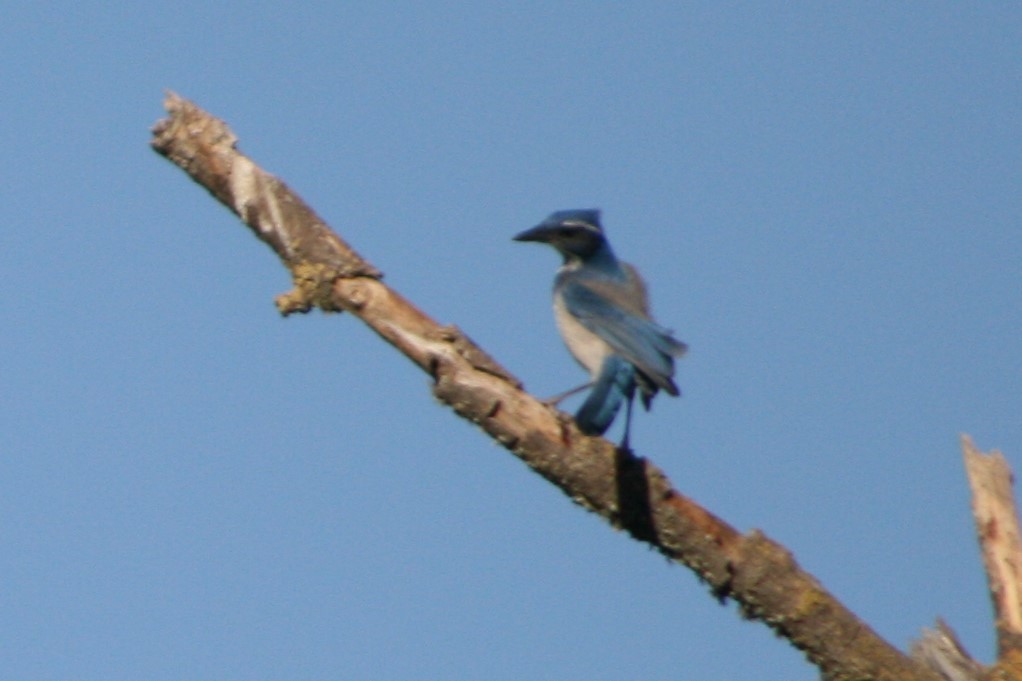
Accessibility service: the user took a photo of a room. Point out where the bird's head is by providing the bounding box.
[513,209,607,262]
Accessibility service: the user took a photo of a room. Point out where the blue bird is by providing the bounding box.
[514,209,686,448]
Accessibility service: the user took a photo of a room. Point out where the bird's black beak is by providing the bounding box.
[512,224,555,243]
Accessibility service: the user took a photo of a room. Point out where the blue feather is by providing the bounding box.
[575,356,635,435]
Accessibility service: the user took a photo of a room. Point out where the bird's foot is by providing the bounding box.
[541,382,593,407]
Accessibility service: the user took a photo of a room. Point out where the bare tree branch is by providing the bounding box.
[151,91,944,681]
[963,435,1022,669]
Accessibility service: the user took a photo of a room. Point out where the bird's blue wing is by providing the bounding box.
[561,279,686,395]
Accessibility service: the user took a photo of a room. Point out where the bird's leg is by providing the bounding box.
[542,382,592,406]
[619,392,635,452]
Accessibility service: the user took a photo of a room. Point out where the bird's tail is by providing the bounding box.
[575,357,635,436]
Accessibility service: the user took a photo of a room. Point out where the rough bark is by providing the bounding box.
[151,91,947,681]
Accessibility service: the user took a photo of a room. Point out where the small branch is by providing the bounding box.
[962,435,1022,661]
[911,619,983,681]
[151,92,943,681]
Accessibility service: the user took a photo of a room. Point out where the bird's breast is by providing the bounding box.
[553,294,612,377]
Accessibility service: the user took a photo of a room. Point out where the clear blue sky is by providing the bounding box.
[2,3,1019,679]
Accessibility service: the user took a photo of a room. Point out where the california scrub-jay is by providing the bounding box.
[514,209,686,447]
